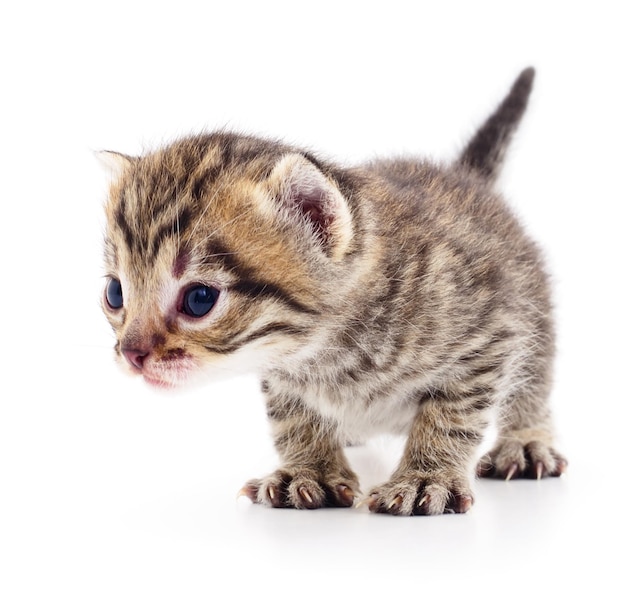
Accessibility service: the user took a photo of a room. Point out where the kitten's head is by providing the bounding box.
[100,133,357,389]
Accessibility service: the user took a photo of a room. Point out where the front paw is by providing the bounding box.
[240,469,359,509]
[366,472,474,516]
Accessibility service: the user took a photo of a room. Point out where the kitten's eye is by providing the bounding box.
[105,278,123,310]
[182,285,219,318]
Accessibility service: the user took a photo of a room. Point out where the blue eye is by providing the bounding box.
[182,285,219,318]
[106,278,123,310]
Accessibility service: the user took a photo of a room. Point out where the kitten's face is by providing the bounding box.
[101,135,353,388]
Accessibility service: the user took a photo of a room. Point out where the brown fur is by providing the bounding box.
[101,67,566,515]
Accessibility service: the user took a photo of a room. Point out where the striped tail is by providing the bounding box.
[458,67,535,183]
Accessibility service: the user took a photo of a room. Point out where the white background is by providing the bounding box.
[1,1,624,595]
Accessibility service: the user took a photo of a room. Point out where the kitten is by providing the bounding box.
[101,67,566,516]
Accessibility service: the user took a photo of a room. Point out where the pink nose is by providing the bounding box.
[122,348,149,370]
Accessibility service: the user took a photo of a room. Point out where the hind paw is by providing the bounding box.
[478,437,567,480]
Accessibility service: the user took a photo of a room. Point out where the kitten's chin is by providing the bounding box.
[142,374,179,390]
[141,363,198,391]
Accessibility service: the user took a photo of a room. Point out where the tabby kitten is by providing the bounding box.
[101,67,566,516]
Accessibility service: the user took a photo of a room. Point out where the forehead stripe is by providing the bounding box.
[147,206,194,263]
[114,195,136,252]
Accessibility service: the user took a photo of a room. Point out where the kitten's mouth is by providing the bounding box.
[124,357,195,390]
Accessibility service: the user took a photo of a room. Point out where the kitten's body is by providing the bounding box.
[102,68,566,515]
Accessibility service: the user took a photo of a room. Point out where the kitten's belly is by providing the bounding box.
[302,382,421,441]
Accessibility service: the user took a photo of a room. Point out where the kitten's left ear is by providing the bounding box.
[265,154,353,261]
[95,150,136,181]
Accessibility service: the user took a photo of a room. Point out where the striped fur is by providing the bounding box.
[101,68,566,515]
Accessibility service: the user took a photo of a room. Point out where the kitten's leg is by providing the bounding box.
[477,373,567,480]
[367,387,491,516]
[240,390,359,509]
[474,322,567,480]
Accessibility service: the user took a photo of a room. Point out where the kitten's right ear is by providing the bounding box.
[264,154,354,261]
[95,150,136,181]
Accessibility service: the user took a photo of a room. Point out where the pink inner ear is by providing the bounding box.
[297,189,333,242]
[273,155,351,258]
[286,175,337,248]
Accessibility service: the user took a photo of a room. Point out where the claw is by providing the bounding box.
[237,485,257,502]
[268,485,276,501]
[337,484,356,507]
[299,487,314,504]
[505,463,518,481]
[360,491,378,510]
[535,462,544,480]
[389,495,403,513]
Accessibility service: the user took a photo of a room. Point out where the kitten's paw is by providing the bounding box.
[365,473,474,516]
[477,438,568,480]
[239,469,359,509]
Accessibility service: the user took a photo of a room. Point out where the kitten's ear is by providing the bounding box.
[266,154,353,261]
[95,150,136,181]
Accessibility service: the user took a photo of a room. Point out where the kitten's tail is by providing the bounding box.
[458,67,535,183]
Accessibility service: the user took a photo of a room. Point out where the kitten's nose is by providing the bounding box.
[122,347,149,370]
